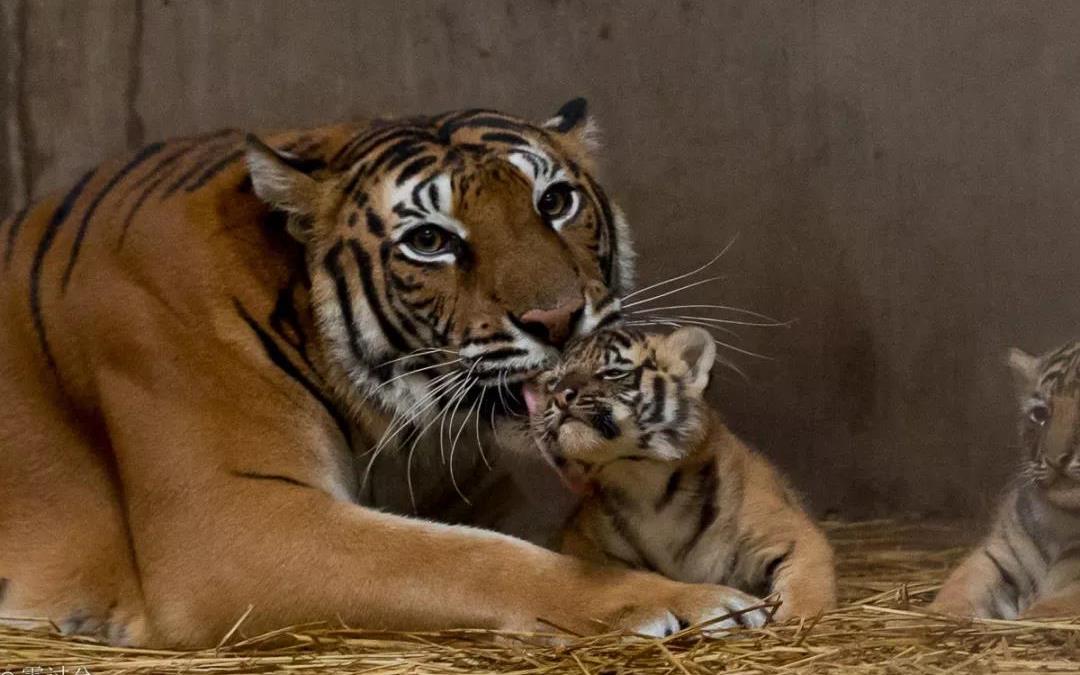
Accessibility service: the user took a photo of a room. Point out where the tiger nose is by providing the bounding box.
[1047,452,1075,471]
[518,298,584,348]
[554,387,578,409]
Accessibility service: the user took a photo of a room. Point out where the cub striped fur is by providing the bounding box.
[931,341,1080,618]
[524,326,837,621]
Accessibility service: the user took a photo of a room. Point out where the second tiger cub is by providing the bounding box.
[523,326,836,621]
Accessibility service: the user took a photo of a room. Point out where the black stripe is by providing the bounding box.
[599,489,661,573]
[480,131,528,146]
[1000,527,1036,595]
[585,175,617,286]
[161,142,236,198]
[763,545,793,593]
[185,148,244,192]
[656,469,682,510]
[476,347,529,362]
[389,272,423,293]
[592,407,620,439]
[341,165,366,202]
[323,241,367,364]
[1015,488,1051,563]
[396,155,437,185]
[377,241,420,341]
[0,577,7,605]
[230,470,315,490]
[233,298,350,442]
[984,549,1021,610]
[30,169,96,371]
[127,132,226,193]
[334,126,432,169]
[678,459,719,560]
[116,142,201,249]
[440,114,531,138]
[366,210,386,237]
[61,142,167,291]
[367,139,423,176]
[4,204,31,269]
[461,332,514,346]
[392,204,426,220]
[648,376,668,423]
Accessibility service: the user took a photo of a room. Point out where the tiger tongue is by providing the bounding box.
[522,383,543,417]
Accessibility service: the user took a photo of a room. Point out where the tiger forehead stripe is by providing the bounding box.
[384,173,463,239]
[1039,341,1080,390]
[506,147,560,183]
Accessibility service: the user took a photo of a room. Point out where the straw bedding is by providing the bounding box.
[2,520,1078,674]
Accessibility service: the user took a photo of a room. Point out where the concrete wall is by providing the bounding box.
[5,0,1080,517]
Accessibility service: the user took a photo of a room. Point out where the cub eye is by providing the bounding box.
[537,182,576,221]
[1029,403,1051,425]
[402,225,454,257]
[598,368,630,381]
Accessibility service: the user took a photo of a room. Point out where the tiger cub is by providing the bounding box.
[523,326,836,621]
[931,341,1080,619]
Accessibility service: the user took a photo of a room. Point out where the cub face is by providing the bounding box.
[1009,344,1080,509]
[524,326,717,475]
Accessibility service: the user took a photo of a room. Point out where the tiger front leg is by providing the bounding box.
[929,544,1018,619]
[764,527,837,621]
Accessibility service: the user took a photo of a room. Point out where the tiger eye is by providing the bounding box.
[405,225,451,255]
[538,182,575,220]
[1029,404,1051,425]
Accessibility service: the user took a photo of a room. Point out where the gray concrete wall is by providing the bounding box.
[4,0,1080,517]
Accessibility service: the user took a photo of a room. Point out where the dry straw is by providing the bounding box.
[2,520,1078,674]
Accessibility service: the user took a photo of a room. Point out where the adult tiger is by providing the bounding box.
[0,100,764,647]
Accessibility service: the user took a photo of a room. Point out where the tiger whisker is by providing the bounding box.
[404,382,469,513]
[475,386,492,469]
[439,360,482,464]
[367,369,462,453]
[636,312,791,329]
[448,393,482,503]
[620,235,738,302]
[361,372,466,490]
[621,275,727,309]
[363,372,464,473]
[626,303,784,324]
[376,347,458,368]
[374,358,463,392]
[627,318,751,381]
[660,317,772,361]
[634,314,740,340]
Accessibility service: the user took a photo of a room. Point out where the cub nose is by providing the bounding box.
[1046,452,1075,472]
[553,387,578,409]
[518,298,584,348]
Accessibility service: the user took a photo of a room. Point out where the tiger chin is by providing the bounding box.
[523,326,838,623]
[931,341,1080,619]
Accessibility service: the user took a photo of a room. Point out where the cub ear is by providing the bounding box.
[245,134,323,242]
[543,97,601,155]
[1007,347,1040,396]
[658,326,716,393]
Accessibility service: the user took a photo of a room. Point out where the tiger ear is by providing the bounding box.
[245,134,323,242]
[1007,347,1039,396]
[657,327,716,394]
[543,97,601,155]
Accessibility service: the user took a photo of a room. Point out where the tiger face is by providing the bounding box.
[1009,342,1080,509]
[246,100,632,414]
[525,326,716,479]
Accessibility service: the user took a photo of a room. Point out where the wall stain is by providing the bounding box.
[14,0,36,205]
[125,0,146,149]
